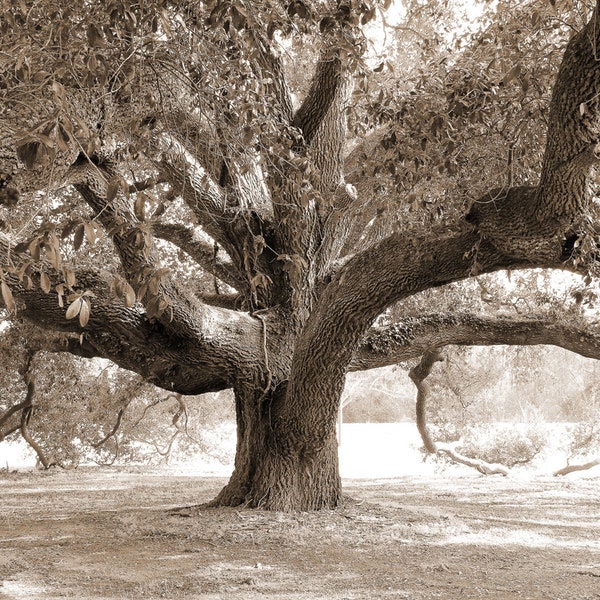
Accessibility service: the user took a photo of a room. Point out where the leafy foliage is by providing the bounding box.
[0,319,234,467]
[460,424,547,468]
[0,0,600,507]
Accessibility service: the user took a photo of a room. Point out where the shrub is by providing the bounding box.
[460,424,547,467]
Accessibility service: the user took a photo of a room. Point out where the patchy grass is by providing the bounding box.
[0,467,599,599]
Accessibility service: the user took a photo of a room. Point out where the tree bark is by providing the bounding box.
[207,380,342,511]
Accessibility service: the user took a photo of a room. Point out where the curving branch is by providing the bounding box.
[158,150,277,307]
[160,110,225,185]
[409,348,444,454]
[537,0,600,211]
[71,157,232,343]
[409,350,510,476]
[292,52,344,147]
[157,151,234,250]
[351,312,600,371]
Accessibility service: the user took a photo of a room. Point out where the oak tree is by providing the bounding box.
[2,0,600,509]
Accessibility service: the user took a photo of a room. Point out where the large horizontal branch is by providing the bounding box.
[19,291,251,394]
[0,233,262,394]
[17,287,233,395]
[351,312,600,370]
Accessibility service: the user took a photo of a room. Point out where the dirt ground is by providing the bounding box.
[0,467,599,599]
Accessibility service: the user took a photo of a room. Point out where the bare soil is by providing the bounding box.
[0,467,599,599]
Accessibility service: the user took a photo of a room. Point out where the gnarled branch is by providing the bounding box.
[409,350,509,476]
[352,312,600,371]
[152,222,243,289]
[0,232,256,394]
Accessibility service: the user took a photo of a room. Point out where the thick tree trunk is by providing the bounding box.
[211,380,342,511]
[246,428,341,511]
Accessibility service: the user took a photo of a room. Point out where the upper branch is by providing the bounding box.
[151,222,243,289]
[157,150,233,251]
[158,147,277,309]
[249,30,294,123]
[71,156,231,341]
[536,1,600,216]
[292,52,344,147]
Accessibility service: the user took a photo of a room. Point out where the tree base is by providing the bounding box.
[210,435,342,511]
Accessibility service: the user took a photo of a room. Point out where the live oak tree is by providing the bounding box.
[2,0,600,509]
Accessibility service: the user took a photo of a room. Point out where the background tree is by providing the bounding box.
[0,317,236,468]
[2,0,600,510]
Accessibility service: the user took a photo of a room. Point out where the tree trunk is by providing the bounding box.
[211,381,342,511]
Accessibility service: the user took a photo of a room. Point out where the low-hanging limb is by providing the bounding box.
[554,458,600,476]
[0,347,37,443]
[14,350,57,470]
[408,348,444,454]
[408,349,510,476]
[351,312,600,371]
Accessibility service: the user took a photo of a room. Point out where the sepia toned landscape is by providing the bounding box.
[3,0,600,597]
